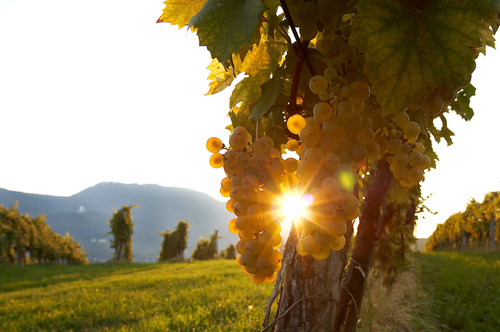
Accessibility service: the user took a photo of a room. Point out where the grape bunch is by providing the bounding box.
[312,24,433,191]
[284,75,383,260]
[384,112,432,187]
[206,127,298,284]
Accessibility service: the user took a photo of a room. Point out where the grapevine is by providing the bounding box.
[159,0,500,328]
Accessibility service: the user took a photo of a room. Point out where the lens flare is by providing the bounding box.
[279,190,311,225]
[339,170,355,191]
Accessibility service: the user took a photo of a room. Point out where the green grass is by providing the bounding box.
[0,260,273,331]
[417,251,500,331]
[2,252,499,331]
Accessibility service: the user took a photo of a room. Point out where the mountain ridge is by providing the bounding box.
[0,182,236,262]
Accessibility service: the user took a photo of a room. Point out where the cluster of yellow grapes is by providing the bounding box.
[285,75,381,259]
[205,19,436,275]
[385,112,432,187]
[206,127,298,284]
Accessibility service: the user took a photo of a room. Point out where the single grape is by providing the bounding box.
[313,101,333,123]
[350,81,370,101]
[309,75,329,94]
[413,142,425,153]
[206,137,223,153]
[393,111,409,127]
[408,150,424,167]
[408,166,424,183]
[421,89,443,116]
[324,67,337,80]
[287,114,307,135]
[440,85,457,104]
[324,153,341,171]
[287,138,300,151]
[302,147,325,167]
[209,153,224,168]
[300,124,321,146]
[337,100,355,118]
[229,132,249,150]
[403,121,420,139]
[284,157,299,173]
[223,149,238,167]
[328,236,345,251]
[312,245,331,260]
[253,137,270,154]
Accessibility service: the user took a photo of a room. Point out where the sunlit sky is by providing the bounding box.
[0,1,499,238]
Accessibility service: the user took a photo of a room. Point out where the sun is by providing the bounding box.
[279,189,312,226]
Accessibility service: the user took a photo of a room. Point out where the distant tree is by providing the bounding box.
[427,191,500,252]
[107,205,138,262]
[0,203,88,264]
[192,230,219,260]
[158,220,190,261]
[219,243,236,260]
[0,203,18,263]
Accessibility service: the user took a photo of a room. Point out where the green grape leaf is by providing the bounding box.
[189,0,265,66]
[229,104,257,138]
[249,72,283,120]
[351,0,500,117]
[157,0,207,28]
[450,84,476,121]
[230,77,261,109]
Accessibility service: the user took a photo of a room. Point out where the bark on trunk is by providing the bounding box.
[263,222,352,332]
[16,249,26,265]
[461,229,468,249]
[334,159,392,332]
[116,241,124,261]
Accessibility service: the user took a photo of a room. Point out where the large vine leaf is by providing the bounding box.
[189,0,265,66]
[351,0,500,116]
[156,0,207,28]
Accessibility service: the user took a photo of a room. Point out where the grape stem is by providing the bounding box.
[262,16,292,45]
[278,0,315,75]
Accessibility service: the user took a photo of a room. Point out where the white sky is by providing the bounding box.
[0,1,499,238]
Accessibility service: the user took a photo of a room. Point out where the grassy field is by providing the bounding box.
[417,251,500,332]
[1,251,499,331]
[0,261,273,331]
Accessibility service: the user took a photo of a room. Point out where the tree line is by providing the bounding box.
[158,221,236,262]
[0,202,88,264]
[109,206,236,262]
[1,202,236,264]
[426,191,499,251]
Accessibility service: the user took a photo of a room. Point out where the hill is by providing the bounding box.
[0,183,236,262]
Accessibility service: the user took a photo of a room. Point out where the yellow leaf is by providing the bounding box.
[205,57,243,95]
[157,0,207,29]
